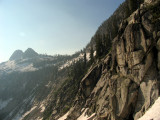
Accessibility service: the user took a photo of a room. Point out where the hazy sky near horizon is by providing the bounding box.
[0,0,124,63]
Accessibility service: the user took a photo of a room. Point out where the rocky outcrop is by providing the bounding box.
[9,48,39,61]
[65,1,160,120]
[23,48,38,58]
[9,50,23,60]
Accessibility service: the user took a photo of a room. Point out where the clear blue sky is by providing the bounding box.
[0,0,124,63]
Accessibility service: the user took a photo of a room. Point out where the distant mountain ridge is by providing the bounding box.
[9,48,38,61]
[0,48,85,120]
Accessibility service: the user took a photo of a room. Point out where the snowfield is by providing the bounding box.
[58,111,69,120]
[58,108,95,120]
[0,56,57,73]
[77,108,95,120]
[59,53,85,70]
[138,97,160,120]
[0,60,37,73]
[59,52,95,70]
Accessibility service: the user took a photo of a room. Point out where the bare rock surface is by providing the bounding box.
[64,1,160,120]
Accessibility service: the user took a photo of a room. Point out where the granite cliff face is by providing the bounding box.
[61,1,160,120]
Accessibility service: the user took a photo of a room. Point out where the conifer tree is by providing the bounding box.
[128,0,143,13]
[90,46,94,63]
[96,34,103,58]
[83,52,87,67]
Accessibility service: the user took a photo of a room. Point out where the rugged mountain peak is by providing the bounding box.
[9,48,39,61]
[23,48,38,58]
[9,50,23,60]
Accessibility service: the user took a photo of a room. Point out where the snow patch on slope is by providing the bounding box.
[86,51,96,61]
[2,60,16,70]
[58,108,95,120]
[19,64,37,72]
[20,106,37,120]
[58,111,69,120]
[0,60,37,73]
[77,108,95,120]
[40,103,45,113]
[138,97,160,120]
[59,52,94,70]
[59,54,83,70]
[36,117,43,120]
